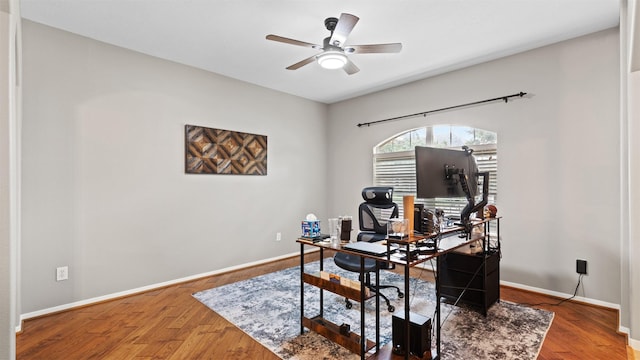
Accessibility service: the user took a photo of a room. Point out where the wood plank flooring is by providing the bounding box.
[17,252,629,359]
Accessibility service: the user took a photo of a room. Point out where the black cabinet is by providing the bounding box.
[437,250,500,316]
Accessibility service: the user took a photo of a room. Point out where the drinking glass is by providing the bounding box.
[328,218,339,245]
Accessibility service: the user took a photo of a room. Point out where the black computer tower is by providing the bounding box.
[392,311,431,357]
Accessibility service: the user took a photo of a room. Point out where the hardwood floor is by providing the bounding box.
[17,252,629,359]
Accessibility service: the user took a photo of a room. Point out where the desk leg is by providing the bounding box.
[376,261,380,352]
[319,248,324,318]
[497,218,501,253]
[300,243,304,335]
[484,221,489,252]
[360,256,366,360]
[404,244,410,360]
[436,257,441,359]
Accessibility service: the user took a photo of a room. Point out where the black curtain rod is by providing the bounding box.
[356,91,527,127]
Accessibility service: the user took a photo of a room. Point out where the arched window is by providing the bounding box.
[374,125,497,216]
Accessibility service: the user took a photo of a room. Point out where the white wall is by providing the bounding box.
[0,9,12,359]
[629,69,640,347]
[1,0,20,357]
[20,20,328,313]
[327,29,621,305]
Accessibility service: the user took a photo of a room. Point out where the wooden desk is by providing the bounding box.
[297,217,501,360]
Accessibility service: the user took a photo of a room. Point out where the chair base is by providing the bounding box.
[345,282,404,313]
[333,252,403,312]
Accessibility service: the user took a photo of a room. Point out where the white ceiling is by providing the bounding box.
[20,0,620,104]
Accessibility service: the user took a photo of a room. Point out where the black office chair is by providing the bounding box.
[334,186,404,312]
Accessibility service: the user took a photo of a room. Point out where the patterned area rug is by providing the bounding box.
[193,259,554,359]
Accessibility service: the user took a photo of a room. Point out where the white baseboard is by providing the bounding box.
[413,267,622,310]
[500,280,621,310]
[620,325,630,336]
[500,280,632,336]
[19,251,631,342]
[629,337,640,351]
[18,249,317,326]
[404,265,622,311]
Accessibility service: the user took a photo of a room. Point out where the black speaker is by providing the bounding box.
[392,311,431,357]
[413,204,425,233]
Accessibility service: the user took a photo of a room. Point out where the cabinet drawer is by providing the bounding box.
[438,250,501,313]
[440,251,499,274]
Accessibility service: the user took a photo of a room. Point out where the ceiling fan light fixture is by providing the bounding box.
[317,50,347,69]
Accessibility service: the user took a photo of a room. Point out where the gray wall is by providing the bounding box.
[18,18,634,344]
[327,29,621,305]
[20,20,328,313]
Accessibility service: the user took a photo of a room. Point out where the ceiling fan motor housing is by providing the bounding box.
[324,17,338,32]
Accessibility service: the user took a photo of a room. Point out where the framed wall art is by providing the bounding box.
[185,125,267,175]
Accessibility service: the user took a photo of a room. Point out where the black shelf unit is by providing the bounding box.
[437,249,500,316]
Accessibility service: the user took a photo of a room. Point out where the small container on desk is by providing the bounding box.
[388,218,410,240]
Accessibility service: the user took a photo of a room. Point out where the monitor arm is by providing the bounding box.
[458,171,490,233]
[440,147,489,233]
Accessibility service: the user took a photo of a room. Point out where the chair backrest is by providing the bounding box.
[359,187,399,235]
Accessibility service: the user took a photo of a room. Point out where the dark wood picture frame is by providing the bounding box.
[185,124,267,175]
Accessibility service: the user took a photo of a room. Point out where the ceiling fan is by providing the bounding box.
[266,13,402,75]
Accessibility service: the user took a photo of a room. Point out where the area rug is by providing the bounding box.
[193,259,554,359]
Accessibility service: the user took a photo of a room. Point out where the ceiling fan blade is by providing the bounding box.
[329,13,359,47]
[286,55,317,70]
[343,59,360,75]
[266,34,322,49]
[346,43,403,54]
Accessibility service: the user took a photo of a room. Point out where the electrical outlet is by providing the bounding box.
[56,266,69,281]
[276,232,282,241]
[576,259,587,275]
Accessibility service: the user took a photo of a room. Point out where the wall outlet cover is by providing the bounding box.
[576,259,587,275]
[56,266,69,281]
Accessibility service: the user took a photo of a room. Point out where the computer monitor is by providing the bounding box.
[415,146,479,199]
[415,146,488,232]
